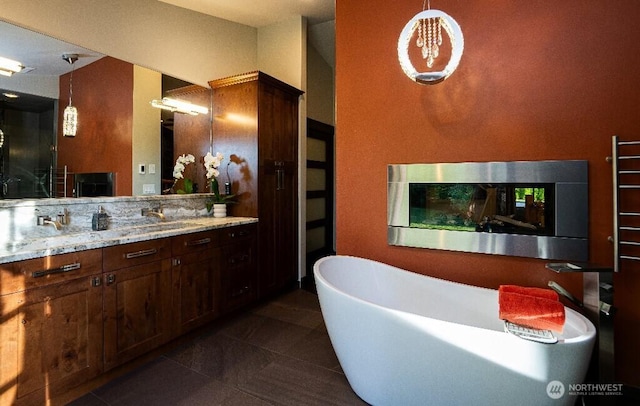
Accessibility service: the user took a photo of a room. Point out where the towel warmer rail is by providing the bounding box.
[610,135,640,272]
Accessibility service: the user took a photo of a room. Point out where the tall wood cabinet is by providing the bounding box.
[209,71,303,299]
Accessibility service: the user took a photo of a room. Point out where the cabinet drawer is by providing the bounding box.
[172,230,217,257]
[218,223,257,245]
[103,238,171,272]
[222,244,254,269]
[0,249,103,295]
[221,243,256,313]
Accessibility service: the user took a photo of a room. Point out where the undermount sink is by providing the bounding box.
[116,220,196,232]
[99,220,200,237]
[3,220,201,254]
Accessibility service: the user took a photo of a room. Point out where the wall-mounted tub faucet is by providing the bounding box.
[545,262,616,383]
[548,281,583,308]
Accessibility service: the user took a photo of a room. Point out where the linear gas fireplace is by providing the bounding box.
[388,160,588,261]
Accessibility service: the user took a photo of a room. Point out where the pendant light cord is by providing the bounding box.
[68,66,74,107]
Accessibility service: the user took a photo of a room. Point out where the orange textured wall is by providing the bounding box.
[336,0,640,384]
[58,57,133,195]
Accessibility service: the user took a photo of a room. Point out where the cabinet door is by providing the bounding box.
[221,243,257,313]
[0,293,19,405]
[103,258,172,371]
[258,80,299,162]
[259,159,298,297]
[171,232,221,336]
[0,275,103,405]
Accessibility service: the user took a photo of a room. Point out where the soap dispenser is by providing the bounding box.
[92,206,109,231]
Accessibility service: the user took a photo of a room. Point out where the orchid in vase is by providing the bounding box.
[172,153,196,193]
[204,151,235,212]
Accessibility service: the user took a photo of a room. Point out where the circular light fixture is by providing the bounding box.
[397,9,464,85]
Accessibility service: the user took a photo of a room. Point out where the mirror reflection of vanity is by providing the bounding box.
[0,21,204,199]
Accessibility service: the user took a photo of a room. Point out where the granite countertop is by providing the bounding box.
[0,216,258,264]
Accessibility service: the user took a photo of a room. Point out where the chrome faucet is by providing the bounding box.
[142,205,165,221]
[37,215,63,230]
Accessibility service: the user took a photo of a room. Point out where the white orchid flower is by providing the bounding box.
[173,154,194,180]
[203,152,225,179]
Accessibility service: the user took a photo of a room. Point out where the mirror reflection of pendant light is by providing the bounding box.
[62,53,79,137]
[398,1,464,85]
[0,106,4,148]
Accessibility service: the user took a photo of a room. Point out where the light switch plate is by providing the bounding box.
[142,184,155,194]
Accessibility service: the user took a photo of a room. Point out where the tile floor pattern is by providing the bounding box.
[68,289,368,406]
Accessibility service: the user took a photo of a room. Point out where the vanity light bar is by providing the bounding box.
[0,56,25,77]
[150,97,208,116]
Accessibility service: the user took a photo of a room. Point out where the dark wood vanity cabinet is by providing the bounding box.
[102,239,173,371]
[0,222,258,404]
[171,230,221,337]
[0,249,103,406]
[210,72,303,299]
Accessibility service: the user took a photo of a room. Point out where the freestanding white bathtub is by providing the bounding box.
[314,256,596,406]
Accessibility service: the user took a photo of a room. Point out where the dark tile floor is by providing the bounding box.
[68,289,367,406]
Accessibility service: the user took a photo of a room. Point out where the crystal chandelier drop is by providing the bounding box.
[0,128,4,148]
[398,1,464,85]
[416,15,443,68]
[62,54,79,137]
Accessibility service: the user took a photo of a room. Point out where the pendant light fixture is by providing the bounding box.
[62,53,79,137]
[398,0,464,85]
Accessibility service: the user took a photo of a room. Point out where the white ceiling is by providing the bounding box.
[161,0,336,67]
[158,0,335,27]
[0,22,103,77]
[0,0,335,80]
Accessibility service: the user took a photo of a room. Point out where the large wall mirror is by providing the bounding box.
[0,21,205,199]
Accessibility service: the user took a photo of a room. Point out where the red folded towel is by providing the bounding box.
[499,287,565,333]
[499,284,559,302]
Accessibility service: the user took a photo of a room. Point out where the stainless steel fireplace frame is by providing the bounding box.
[388,160,589,261]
